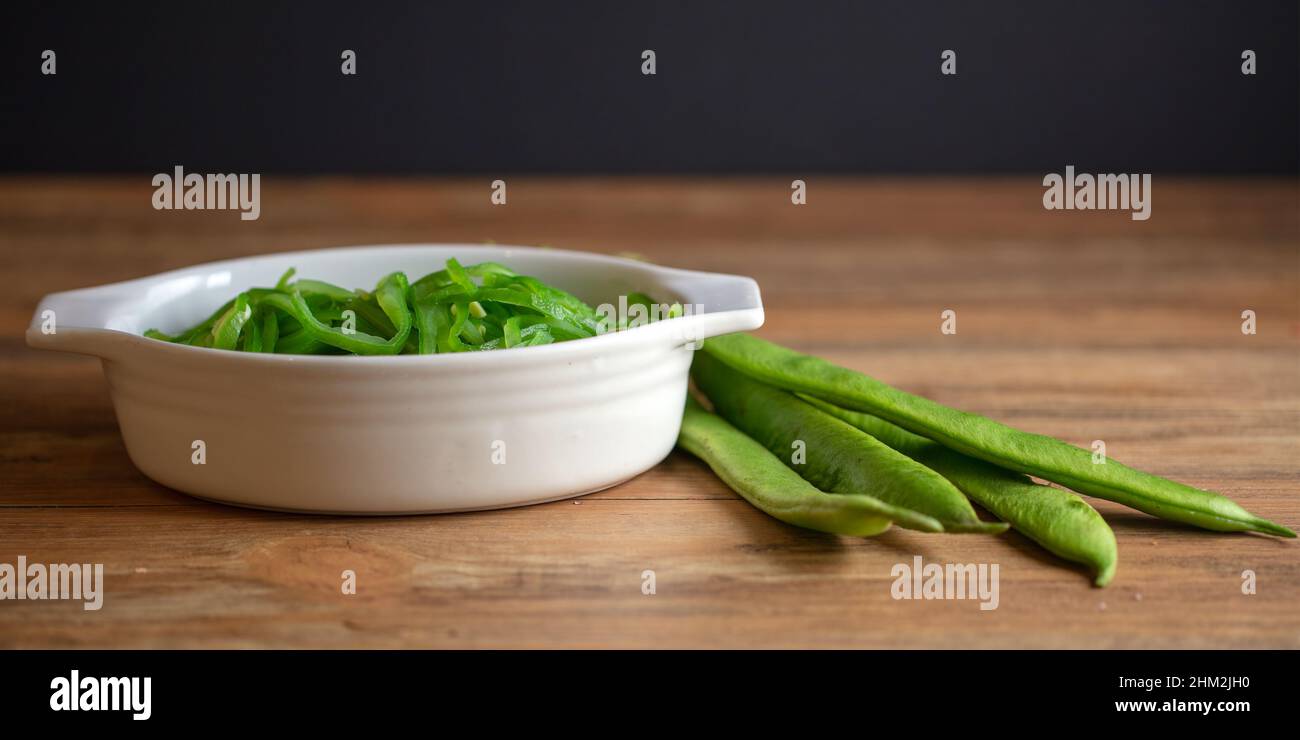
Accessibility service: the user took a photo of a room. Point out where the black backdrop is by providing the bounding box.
[3,1,1296,174]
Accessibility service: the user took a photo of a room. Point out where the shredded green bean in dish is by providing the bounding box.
[144,258,680,355]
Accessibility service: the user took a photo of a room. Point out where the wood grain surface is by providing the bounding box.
[1,176,1297,648]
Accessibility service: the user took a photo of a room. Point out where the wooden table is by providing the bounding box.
[2,176,1297,648]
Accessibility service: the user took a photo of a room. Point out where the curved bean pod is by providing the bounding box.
[803,395,1118,586]
[704,333,1294,538]
[678,398,943,536]
[692,352,1006,534]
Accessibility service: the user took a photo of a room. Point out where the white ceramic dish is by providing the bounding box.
[26,245,764,514]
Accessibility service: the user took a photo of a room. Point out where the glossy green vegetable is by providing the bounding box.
[802,395,1117,586]
[692,352,1005,534]
[703,333,1294,538]
[145,258,633,355]
[678,398,944,536]
[253,271,412,355]
[144,297,235,346]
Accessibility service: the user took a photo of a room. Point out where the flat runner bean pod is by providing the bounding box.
[704,333,1295,538]
[677,398,944,536]
[802,395,1118,585]
[692,352,1006,534]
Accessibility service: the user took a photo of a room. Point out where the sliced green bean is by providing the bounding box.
[411,283,473,305]
[259,309,279,354]
[274,328,328,355]
[147,259,681,356]
[274,268,296,290]
[444,257,476,293]
[678,398,944,536]
[803,395,1118,585]
[241,310,264,352]
[704,334,1295,538]
[459,313,486,345]
[149,296,236,345]
[692,352,1005,534]
[410,260,516,293]
[255,272,412,355]
[440,300,470,353]
[211,293,253,350]
[292,279,355,302]
[509,275,603,331]
[503,316,523,348]
[475,287,598,336]
[411,296,441,355]
[519,326,555,347]
[345,292,397,337]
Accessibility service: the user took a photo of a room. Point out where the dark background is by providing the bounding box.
[3,1,1296,174]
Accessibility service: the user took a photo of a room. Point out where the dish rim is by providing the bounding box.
[27,243,765,367]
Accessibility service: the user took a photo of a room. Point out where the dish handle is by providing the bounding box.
[25,286,144,359]
[653,269,765,348]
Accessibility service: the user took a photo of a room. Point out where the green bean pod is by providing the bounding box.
[678,399,944,536]
[692,352,1006,534]
[704,334,1294,538]
[803,395,1118,586]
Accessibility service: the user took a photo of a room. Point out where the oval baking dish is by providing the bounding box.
[26,244,764,513]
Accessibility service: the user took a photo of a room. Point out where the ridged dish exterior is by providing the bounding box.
[28,245,764,513]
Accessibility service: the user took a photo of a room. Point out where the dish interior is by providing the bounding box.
[118,246,694,337]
